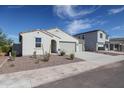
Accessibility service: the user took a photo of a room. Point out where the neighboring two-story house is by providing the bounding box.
[74,30,109,51]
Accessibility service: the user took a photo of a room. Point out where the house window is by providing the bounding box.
[106,35,108,39]
[78,36,80,39]
[100,33,103,38]
[82,35,85,39]
[35,37,42,48]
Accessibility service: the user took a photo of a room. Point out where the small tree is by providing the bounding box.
[1,45,10,53]
[0,29,13,55]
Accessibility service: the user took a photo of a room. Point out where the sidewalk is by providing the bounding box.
[0,54,124,87]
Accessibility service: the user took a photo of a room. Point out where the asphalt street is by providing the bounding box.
[36,60,124,88]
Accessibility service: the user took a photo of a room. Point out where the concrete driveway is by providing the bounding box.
[75,52,124,64]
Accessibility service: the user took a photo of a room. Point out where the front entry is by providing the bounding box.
[51,40,57,53]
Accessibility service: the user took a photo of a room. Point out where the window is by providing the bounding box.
[82,35,85,39]
[100,33,103,38]
[105,44,108,48]
[35,38,42,48]
[78,36,80,39]
[106,35,108,39]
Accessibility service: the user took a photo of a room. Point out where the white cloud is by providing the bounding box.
[53,5,107,35]
[111,25,124,31]
[108,6,124,15]
[66,18,107,35]
[54,5,101,18]
[66,20,91,35]
[7,5,24,9]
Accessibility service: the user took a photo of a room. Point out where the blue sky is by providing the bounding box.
[0,5,124,43]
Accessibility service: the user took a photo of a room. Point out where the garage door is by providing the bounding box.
[59,41,76,53]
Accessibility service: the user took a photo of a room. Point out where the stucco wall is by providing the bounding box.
[97,31,109,43]
[47,28,79,52]
[74,30,109,51]
[85,32,97,51]
[20,29,79,56]
[21,31,53,56]
[47,28,78,42]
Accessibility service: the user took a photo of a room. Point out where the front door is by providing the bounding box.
[51,40,57,53]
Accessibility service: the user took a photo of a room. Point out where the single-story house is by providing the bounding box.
[18,28,82,56]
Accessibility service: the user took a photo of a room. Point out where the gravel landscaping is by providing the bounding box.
[0,55,83,74]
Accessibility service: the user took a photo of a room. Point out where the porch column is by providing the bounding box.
[108,43,110,51]
[119,44,122,51]
[113,44,115,51]
[118,44,120,51]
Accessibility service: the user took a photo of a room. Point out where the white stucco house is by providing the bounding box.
[74,30,109,51]
[19,28,80,56]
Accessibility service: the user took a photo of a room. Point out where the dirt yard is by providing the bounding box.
[0,56,7,65]
[0,55,83,74]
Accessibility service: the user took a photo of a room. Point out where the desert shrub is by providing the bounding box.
[60,51,65,56]
[43,52,50,62]
[69,53,75,60]
[48,53,51,57]
[35,59,40,64]
[11,50,16,61]
[33,51,37,59]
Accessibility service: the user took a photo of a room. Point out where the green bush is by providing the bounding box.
[0,47,2,56]
[70,53,75,60]
[60,51,65,56]
[1,45,10,53]
[0,47,2,53]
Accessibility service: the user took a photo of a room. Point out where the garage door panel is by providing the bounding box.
[59,42,76,53]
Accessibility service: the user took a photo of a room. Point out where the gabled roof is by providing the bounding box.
[73,29,108,36]
[19,28,78,41]
[47,28,79,41]
[19,29,61,39]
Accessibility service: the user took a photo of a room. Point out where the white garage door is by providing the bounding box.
[59,41,76,53]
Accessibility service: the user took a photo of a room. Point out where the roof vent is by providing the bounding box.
[56,30,59,32]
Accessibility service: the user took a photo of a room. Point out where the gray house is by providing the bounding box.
[74,30,109,51]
